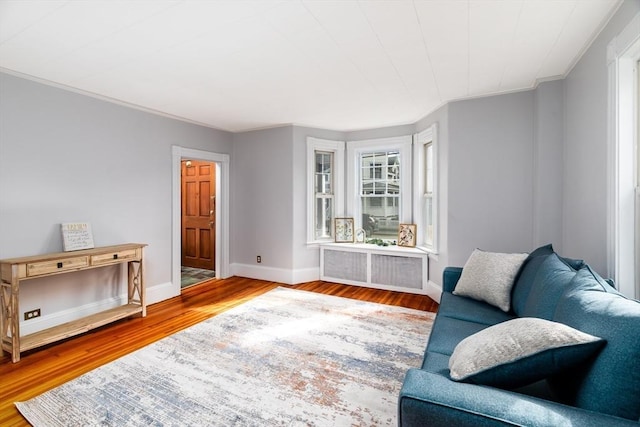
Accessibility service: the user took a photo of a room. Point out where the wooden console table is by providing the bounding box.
[0,243,147,363]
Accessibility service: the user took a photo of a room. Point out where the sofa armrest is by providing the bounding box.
[399,368,638,427]
[442,267,463,293]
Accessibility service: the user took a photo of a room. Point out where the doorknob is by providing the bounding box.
[209,221,214,228]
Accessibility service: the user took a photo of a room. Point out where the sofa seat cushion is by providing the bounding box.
[424,293,515,371]
[420,350,451,375]
[551,267,640,421]
[424,310,515,361]
[437,292,515,326]
[453,249,528,312]
[423,316,489,358]
[448,317,605,389]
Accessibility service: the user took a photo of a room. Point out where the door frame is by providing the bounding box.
[172,146,230,289]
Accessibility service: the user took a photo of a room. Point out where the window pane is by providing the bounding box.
[361,197,399,240]
[315,151,332,194]
[425,143,433,194]
[315,197,333,239]
[424,196,434,246]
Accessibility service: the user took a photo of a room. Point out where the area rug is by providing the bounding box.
[16,287,434,426]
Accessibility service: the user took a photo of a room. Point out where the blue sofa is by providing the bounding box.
[399,245,640,426]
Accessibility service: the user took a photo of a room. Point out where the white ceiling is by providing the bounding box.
[0,0,622,132]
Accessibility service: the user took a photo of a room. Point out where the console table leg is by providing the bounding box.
[128,260,146,317]
[2,267,21,362]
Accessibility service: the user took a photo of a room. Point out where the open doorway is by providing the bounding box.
[181,159,217,288]
[171,146,230,297]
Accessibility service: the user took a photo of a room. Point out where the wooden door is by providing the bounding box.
[181,160,216,270]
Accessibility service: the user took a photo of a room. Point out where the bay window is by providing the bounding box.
[307,128,437,249]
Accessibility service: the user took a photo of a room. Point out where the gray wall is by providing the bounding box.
[231,126,295,273]
[447,91,535,266]
[345,124,416,142]
[563,0,640,274]
[0,72,232,331]
[533,80,564,252]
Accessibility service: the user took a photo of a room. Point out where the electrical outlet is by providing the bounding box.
[257,255,262,263]
[24,308,41,320]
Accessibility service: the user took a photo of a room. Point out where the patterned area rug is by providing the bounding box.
[16,287,434,426]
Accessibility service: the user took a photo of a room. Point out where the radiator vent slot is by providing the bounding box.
[323,249,367,282]
[371,254,422,289]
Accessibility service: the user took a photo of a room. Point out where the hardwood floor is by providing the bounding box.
[0,277,438,426]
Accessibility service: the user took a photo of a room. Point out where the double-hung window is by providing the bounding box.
[607,13,640,298]
[414,124,438,251]
[359,150,401,239]
[347,136,413,240]
[307,138,344,243]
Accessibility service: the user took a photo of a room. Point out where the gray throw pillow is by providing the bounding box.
[449,318,605,388]
[453,249,528,312]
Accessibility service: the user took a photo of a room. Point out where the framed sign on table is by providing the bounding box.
[61,222,95,251]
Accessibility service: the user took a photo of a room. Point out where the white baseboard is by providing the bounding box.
[230,264,319,285]
[425,280,442,303]
[231,263,442,301]
[147,281,178,305]
[19,281,176,335]
[292,267,320,284]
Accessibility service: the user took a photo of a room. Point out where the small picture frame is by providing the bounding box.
[334,218,354,243]
[398,223,417,247]
[355,228,366,243]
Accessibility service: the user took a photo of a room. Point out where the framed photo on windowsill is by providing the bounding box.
[334,218,354,243]
[398,223,417,247]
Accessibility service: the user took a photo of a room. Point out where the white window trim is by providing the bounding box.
[346,135,413,237]
[607,11,640,299]
[307,137,345,244]
[414,123,438,253]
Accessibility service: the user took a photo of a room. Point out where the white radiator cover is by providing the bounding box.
[320,243,429,294]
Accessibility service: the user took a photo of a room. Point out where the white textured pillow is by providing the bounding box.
[448,318,604,387]
[453,249,528,311]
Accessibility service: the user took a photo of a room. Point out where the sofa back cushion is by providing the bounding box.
[519,254,577,320]
[550,267,640,420]
[511,244,554,315]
